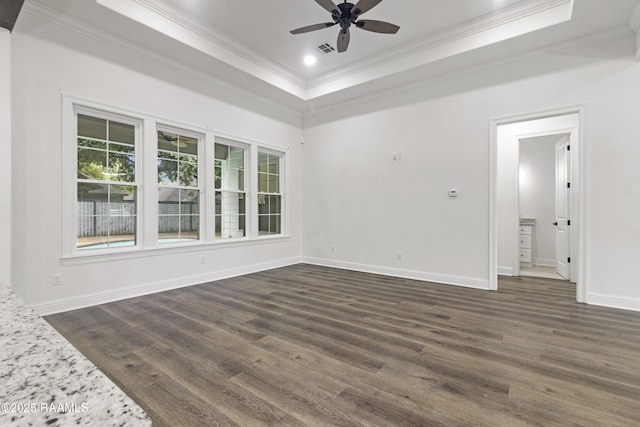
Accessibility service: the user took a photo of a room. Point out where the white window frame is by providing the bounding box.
[62,98,143,257]
[257,147,286,237]
[61,94,289,262]
[156,124,205,247]
[214,137,249,240]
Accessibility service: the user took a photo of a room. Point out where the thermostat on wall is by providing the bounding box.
[448,189,458,198]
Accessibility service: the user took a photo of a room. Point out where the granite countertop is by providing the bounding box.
[0,283,151,426]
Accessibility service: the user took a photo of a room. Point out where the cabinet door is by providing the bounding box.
[519,249,532,263]
[519,234,532,249]
[519,225,532,235]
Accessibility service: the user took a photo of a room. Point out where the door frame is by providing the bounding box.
[489,104,588,303]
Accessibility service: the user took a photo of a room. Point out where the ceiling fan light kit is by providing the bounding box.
[290,0,400,53]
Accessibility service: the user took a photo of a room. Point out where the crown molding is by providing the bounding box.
[628,0,640,33]
[628,0,640,60]
[303,25,633,123]
[23,1,303,122]
[93,0,574,101]
[305,0,573,98]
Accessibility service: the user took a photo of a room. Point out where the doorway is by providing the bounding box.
[489,106,587,303]
[518,134,569,281]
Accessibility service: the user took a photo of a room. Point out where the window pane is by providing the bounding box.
[78,147,107,180]
[78,114,106,140]
[229,146,244,168]
[178,157,198,187]
[238,172,245,192]
[214,166,222,189]
[78,138,106,150]
[215,144,229,160]
[269,195,281,215]
[238,194,246,214]
[215,143,245,192]
[77,182,136,249]
[229,146,244,190]
[258,194,268,214]
[215,216,221,236]
[268,174,279,193]
[258,172,268,192]
[268,156,279,174]
[158,158,178,185]
[258,215,269,235]
[109,121,135,145]
[158,131,179,152]
[110,141,135,155]
[270,215,281,234]
[215,192,221,215]
[158,188,199,243]
[108,152,135,182]
[158,131,199,188]
[258,152,269,173]
[181,136,198,155]
[218,191,245,239]
[239,215,246,236]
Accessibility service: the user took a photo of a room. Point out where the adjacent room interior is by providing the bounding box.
[2,0,640,425]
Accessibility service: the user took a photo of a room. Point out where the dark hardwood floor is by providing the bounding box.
[45,264,640,426]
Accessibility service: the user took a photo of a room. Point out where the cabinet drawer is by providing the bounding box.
[519,234,532,249]
[519,249,532,263]
[519,226,532,235]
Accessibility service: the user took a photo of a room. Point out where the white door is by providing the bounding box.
[555,138,570,279]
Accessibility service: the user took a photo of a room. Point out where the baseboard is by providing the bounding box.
[533,258,555,267]
[302,257,489,290]
[587,292,640,313]
[498,266,514,276]
[31,256,303,315]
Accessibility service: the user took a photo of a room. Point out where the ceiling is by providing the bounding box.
[0,0,25,30]
[19,0,640,112]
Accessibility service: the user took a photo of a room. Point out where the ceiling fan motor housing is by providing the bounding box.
[337,2,356,29]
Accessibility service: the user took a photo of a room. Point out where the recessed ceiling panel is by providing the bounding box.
[162,0,525,77]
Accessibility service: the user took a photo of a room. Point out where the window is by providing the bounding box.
[157,129,200,243]
[214,142,246,239]
[64,96,288,257]
[76,113,138,250]
[257,151,282,235]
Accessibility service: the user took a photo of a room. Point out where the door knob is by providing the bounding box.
[553,222,558,226]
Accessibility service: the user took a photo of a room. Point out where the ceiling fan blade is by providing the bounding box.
[290,22,337,34]
[315,0,340,15]
[337,28,350,53]
[355,19,399,34]
[352,0,383,17]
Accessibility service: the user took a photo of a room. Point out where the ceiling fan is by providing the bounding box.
[290,0,400,53]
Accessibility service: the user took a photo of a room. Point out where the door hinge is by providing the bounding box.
[567,145,571,151]
[568,220,571,226]
[567,182,571,189]
[568,257,571,263]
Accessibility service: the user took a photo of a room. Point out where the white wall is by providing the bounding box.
[0,29,10,288]
[519,134,565,266]
[303,35,640,311]
[11,12,303,313]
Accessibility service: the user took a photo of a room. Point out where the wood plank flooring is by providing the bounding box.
[45,264,640,426]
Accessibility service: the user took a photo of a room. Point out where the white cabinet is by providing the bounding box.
[519,225,532,265]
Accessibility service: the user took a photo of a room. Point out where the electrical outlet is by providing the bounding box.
[200,256,206,265]
[52,274,62,286]
[331,245,336,253]
[397,251,403,261]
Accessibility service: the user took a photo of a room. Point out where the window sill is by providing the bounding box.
[60,235,291,266]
